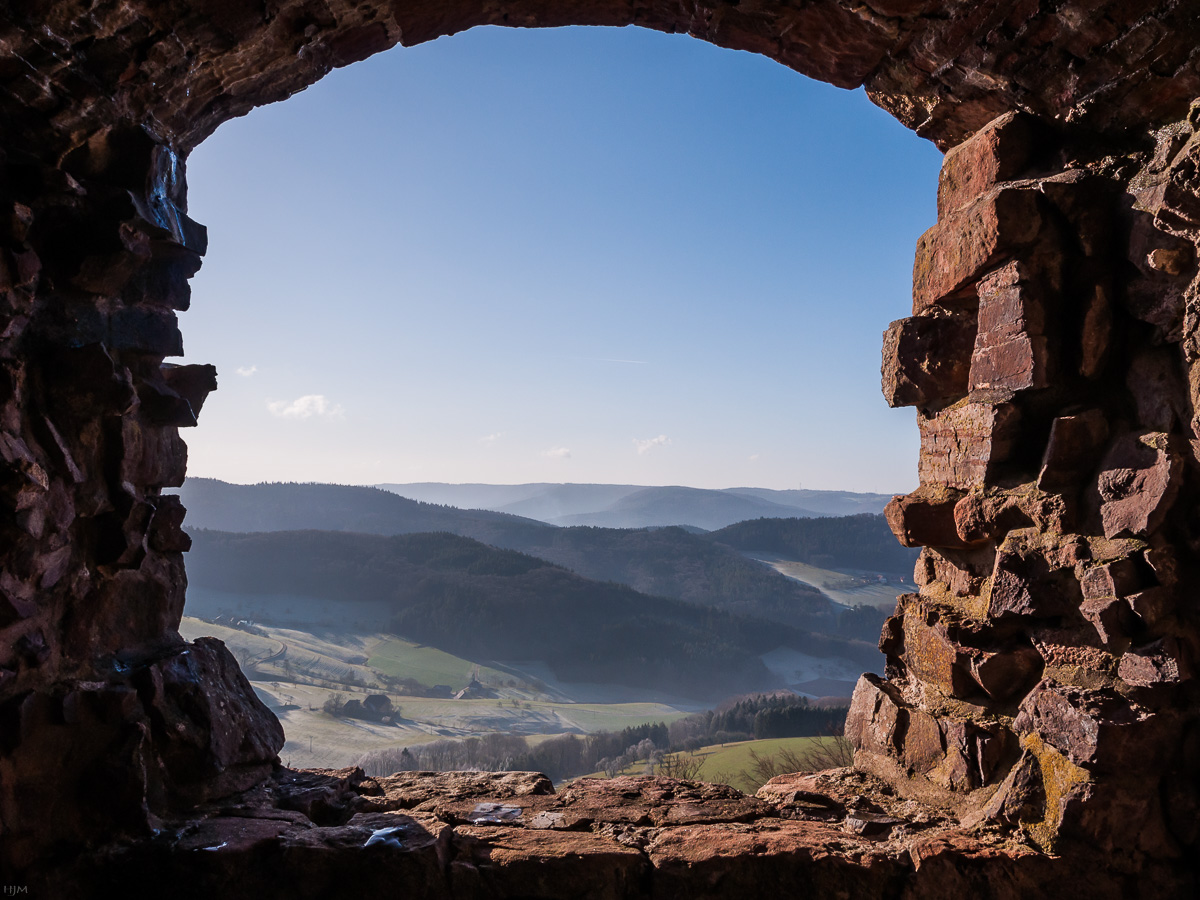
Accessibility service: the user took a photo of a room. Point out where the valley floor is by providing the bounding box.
[180,617,687,768]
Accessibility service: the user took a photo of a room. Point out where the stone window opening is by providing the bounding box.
[2,4,1200,896]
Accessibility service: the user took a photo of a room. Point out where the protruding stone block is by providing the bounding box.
[913,188,1041,311]
[918,401,1020,488]
[902,612,978,699]
[1080,558,1141,600]
[968,261,1051,396]
[938,112,1039,216]
[988,540,1076,620]
[845,674,902,758]
[1014,680,1169,773]
[881,308,975,408]
[884,485,969,548]
[162,363,218,419]
[1094,431,1182,538]
[1118,638,1189,688]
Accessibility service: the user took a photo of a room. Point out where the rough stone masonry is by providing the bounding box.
[1,1,1199,897]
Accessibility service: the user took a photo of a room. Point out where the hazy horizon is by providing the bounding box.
[180,25,940,493]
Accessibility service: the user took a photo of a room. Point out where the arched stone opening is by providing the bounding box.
[2,2,1200,895]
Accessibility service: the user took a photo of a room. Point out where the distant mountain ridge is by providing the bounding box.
[375,482,895,529]
[173,479,847,635]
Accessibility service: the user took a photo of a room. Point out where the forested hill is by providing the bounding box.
[175,478,553,544]
[175,480,839,632]
[185,529,878,699]
[494,525,835,633]
[706,515,918,576]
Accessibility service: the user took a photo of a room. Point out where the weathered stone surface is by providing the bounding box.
[913,189,1041,311]
[1013,680,1171,773]
[969,261,1052,396]
[938,113,1040,216]
[882,308,976,408]
[918,401,1020,489]
[1092,431,1183,538]
[885,484,969,548]
[988,537,1078,620]
[1118,638,1190,689]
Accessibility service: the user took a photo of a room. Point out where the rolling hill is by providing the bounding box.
[184,529,878,699]
[706,515,919,576]
[174,480,842,633]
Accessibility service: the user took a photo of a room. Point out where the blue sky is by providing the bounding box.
[180,25,942,493]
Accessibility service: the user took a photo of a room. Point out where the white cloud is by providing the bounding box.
[748,453,760,462]
[634,434,670,455]
[236,365,258,377]
[266,394,344,419]
[542,446,572,459]
[479,433,502,445]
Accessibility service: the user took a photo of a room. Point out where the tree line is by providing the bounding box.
[357,694,849,784]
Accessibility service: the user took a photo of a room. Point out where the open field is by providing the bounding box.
[582,736,826,793]
[749,556,913,610]
[368,638,511,690]
[181,616,686,768]
[687,736,824,790]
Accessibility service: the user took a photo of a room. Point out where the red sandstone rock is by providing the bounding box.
[913,189,1042,312]
[882,308,976,408]
[968,261,1051,396]
[1080,557,1142,599]
[885,484,970,548]
[1093,431,1182,538]
[1118,638,1190,688]
[937,113,1040,216]
[1013,680,1171,773]
[918,401,1020,488]
[988,541,1077,620]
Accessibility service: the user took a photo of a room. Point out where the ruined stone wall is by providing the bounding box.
[862,109,1200,867]
[2,0,1200,891]
[0,134,283,870]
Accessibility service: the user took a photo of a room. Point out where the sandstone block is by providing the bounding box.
[1093,431,1182,538]
[952,488,1035,544]
[1118,638,1189,688]
[136,638,284,802]
[1013,680,1166,773]
[968,644,1044,701]
[109,306,184,357]
[162,363,218,418]
[1037,410,1109,491]
[988,541,1076,620]
[938,112,1039,215]
[902,706,945,773]
[884,485,968,548]
[968,261,1051,396]
[148,494,191,553]
[918,401,1020,489]
[913,188,1041,311]
[902,612,978,699]
[845,674,902,758]
[1080,558,1141,599]
[881,308,975,408]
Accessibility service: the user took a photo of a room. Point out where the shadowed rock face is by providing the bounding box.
[2,1,1200,895]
